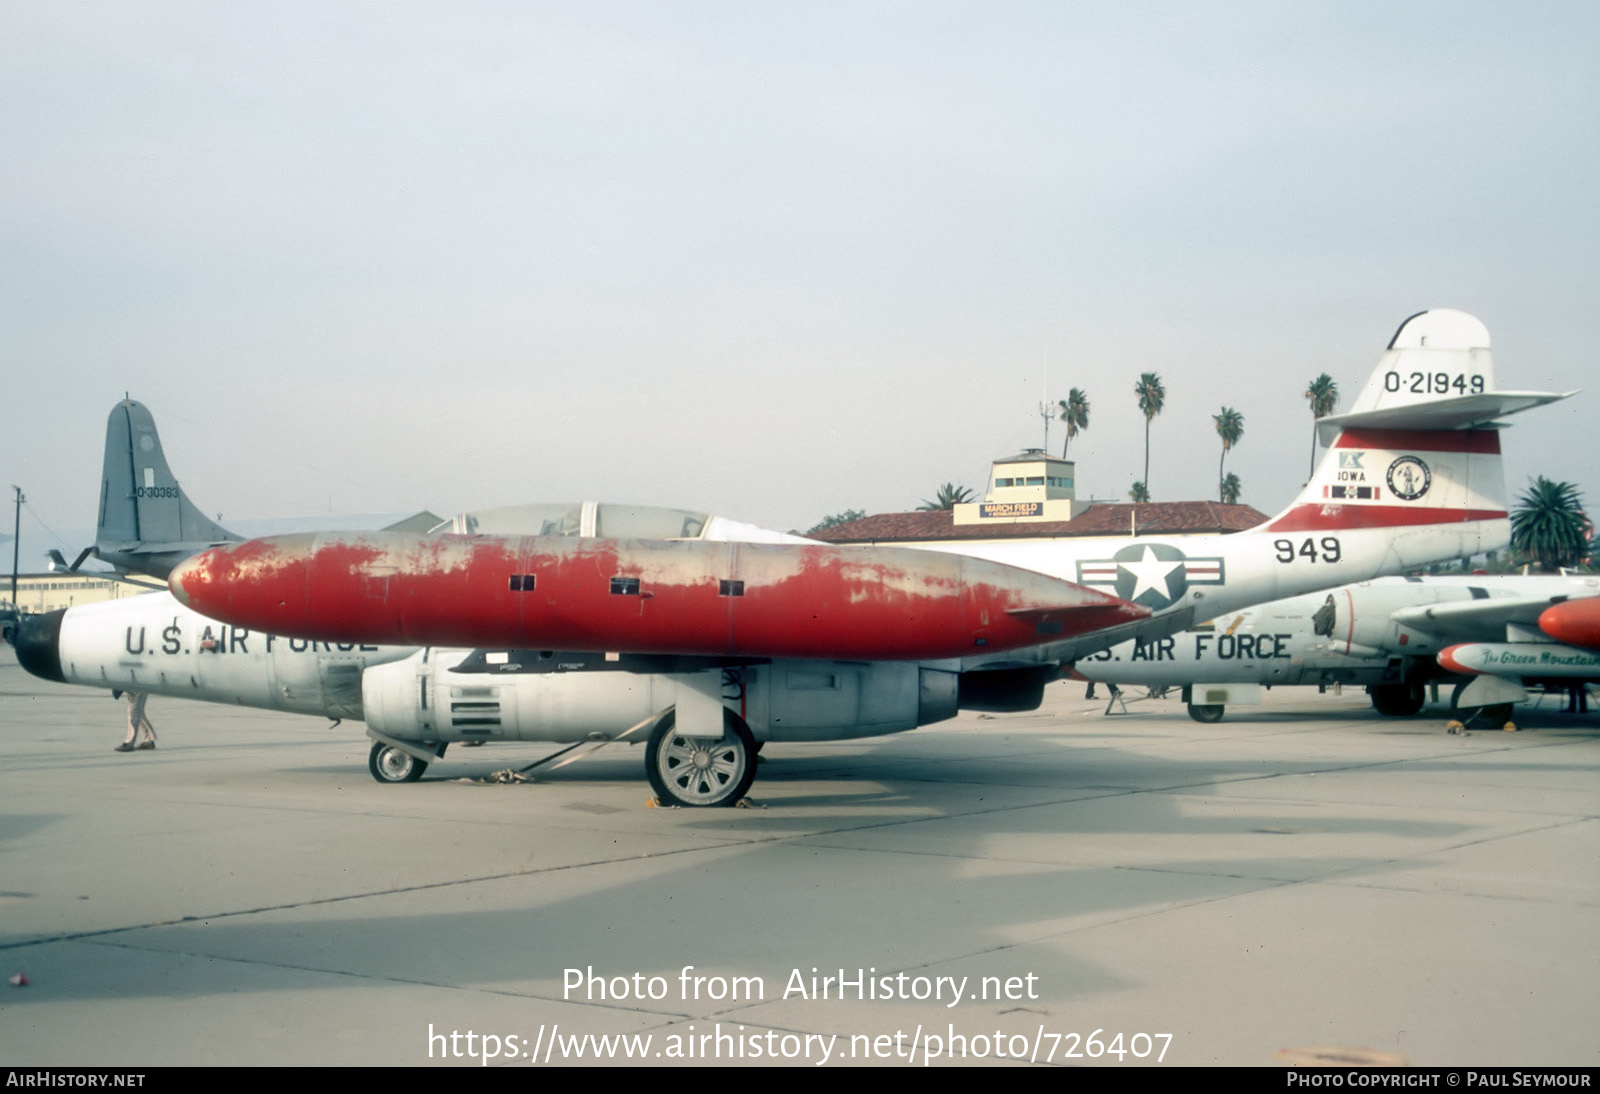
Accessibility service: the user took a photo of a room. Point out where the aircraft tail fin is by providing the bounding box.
[94,399,240,577]
[1255,309,1572,548]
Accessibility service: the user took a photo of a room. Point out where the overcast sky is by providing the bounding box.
[3,1,1596,553]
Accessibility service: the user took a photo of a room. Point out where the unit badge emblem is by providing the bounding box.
[1385,456,1432,501]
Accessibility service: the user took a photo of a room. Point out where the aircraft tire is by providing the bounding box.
[368,741,428,784]
[646,708,757,808]
[1368,682,1426,717]
[1448,683,1516,727]
[1186,703,1225,723]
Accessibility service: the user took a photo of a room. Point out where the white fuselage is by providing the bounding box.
[38,592,961,744]
[53,592,413,717]
[1077,573,1600,689]
[914,518,1509,670]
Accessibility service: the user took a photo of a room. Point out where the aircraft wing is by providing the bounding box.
[1390,593,1600,643]
[1011,605,1198,671]
[447,649,770,675]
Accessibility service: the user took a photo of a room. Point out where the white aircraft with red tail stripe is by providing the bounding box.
[907,308,1572,673]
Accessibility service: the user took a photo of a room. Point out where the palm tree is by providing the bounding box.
[1305,373,1339,477]
[1220,472,1242,505]
[917,483,974,511]
[1213,406,1244,501]
[1057,387,1089,458]
[805,509,866,535]
[1128,481,1150,503]
[1134,372,1165,495]
[1511,477,1589,571]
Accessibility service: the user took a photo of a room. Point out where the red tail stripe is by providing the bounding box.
[1264,506,1507,532]
[1332,428,1501,454]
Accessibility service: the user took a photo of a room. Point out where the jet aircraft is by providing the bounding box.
[1076,572,1600,724]
[163,309,1568,804]
[9,310,1571,805]
[7,401,857,801]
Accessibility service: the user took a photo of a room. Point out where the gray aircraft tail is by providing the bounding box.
[92,399,239,578]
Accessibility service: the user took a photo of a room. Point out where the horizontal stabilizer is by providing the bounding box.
[47,547,94,573]
[1316,389,1575,442]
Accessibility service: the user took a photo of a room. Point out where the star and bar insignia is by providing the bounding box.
[1076,543,1226,610]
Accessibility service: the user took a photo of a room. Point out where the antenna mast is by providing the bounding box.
[10,486,23,604]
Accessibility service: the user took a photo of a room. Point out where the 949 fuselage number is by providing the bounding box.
[1275,537,1341,564]
[1383,370,1484,395]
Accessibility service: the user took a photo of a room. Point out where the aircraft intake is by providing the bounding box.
[167,532,1147,661]
[9,609,66,684]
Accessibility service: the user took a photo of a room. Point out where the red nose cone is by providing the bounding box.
[170,535,320,626]
[1539,596,1600,651]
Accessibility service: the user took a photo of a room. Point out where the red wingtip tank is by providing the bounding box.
[1538,596,1600,652]
[169,532,1147,661]
[1436,644,1471,675]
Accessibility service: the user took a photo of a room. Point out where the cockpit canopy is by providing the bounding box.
[428,502,806,544]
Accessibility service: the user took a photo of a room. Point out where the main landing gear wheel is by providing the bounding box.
[646,709,757,807]
[368,741,428,784]
[1449,682,1514,727]
[1186,703,1225,723]
[1369,682,1426,717]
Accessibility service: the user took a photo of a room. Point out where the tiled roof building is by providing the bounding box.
[809,446,1266,545]
[809,501,1267,544]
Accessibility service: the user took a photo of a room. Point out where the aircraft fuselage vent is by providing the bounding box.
[450,685,501,727]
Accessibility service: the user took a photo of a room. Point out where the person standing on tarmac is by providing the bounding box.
[114,690,157,752]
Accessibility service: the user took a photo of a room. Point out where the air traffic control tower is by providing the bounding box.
[951,449,1081,526]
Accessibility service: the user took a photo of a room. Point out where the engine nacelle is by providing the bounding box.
[361,651,961,745]
[1339,582,1464,657]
